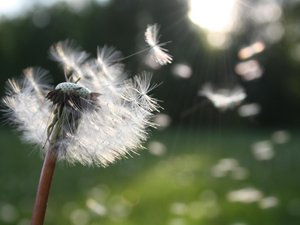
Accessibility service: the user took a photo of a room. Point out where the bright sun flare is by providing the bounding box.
[188,0,239,33]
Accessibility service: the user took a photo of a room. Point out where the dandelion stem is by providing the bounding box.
[31,109,63,225]
[30,148,57,225]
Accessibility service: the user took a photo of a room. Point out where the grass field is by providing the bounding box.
[0,127,300,225]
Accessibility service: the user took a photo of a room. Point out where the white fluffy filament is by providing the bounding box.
[3,42,160,167]
[3,69,53,151]
[49,40,89,82]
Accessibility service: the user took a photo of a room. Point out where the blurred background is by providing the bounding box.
[0,0,300,225]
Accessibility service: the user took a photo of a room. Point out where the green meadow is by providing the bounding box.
[1,128,300,225]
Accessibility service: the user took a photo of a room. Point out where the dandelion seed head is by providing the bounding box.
[3,41,160,167]
[55,82,91,98]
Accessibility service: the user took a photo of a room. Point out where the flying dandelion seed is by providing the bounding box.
[211,158,239,177]
[0,203,18,223]
[169,202,188,216]
[199,84,246,111]
[252,140,274,161]
[271,130,290,144]
[145,24,173,65]
[153,113,171,130]
[259,196,279,209]
[231,222,247,225]
[168,218,187,225]
[235,60,263,81]
[227,187,263,203]
[86,198,107,216]
[171,63,192,79]
[211,158,248,180]
[238,103,261,117]
[69,209,90,225]
[144,54,162,70]
[148,141,167,156]
[238,41,265,60]
[250,1,282,24]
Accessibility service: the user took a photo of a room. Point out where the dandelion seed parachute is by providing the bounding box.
[199,84,246,111]
[145,24,173,65]
[3,41,160,167]
[2,68,52,149]
[49,40,89,81]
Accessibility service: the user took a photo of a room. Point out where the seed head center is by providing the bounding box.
[55,82,91,98]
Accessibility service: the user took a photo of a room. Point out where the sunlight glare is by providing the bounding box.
[0,0,23,17]
[188,0,238,33]
[188,0,239,48]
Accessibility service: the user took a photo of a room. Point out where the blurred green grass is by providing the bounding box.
[0,128,300,225]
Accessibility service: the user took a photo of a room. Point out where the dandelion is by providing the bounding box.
[199,83,246,111]
[227,187,263,203]
[238,41,265,60]
[145,24,173,65]
[238,103,261,117]
[259,196,279,209]
[171,63,192,79]
[252,140,274,160]
[271,130,290,144]
[2,40,162,225]
[235,60,263,81]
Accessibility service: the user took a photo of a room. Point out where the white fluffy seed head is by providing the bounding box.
[3,42,160,167]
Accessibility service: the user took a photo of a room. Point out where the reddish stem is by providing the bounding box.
[31,149,57,225]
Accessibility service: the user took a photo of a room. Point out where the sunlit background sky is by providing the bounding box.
[0,0,287,49]
[0,0,296,123]
[0,0,110,18]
